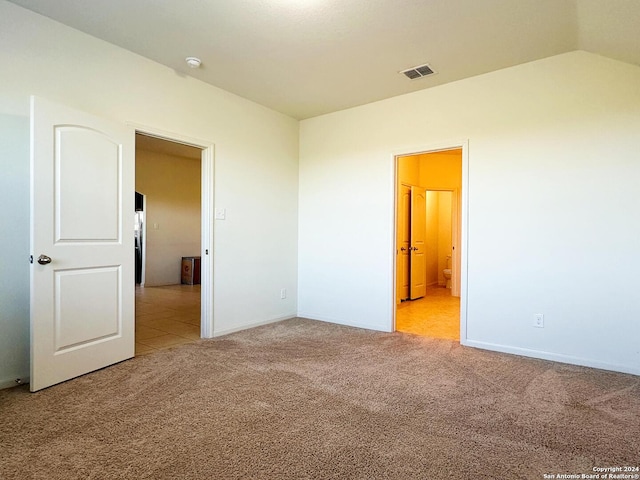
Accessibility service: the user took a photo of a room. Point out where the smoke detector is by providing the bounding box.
[400,63,436,80]
[185,57,202,69]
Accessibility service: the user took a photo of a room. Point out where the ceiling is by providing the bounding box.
[8,0,640,120]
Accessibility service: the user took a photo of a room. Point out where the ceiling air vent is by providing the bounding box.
[401,63,436,80]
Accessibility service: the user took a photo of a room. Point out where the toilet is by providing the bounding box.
[443,255,452,289]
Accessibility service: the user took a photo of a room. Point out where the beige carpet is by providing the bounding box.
[1,318,638,480]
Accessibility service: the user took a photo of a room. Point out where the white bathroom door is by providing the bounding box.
[410,186,426,299]
[396,184,411,303]
[30,96,135,392]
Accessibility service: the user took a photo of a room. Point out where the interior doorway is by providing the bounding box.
[393,146,466,341]
[133,130,214,354]
[134,133,201,355]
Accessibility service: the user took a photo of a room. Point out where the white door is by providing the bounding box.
[410,186,426,299]
[396,184,411,303]
[30,97,135,392]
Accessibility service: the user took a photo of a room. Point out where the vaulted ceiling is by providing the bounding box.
[8,0,640,119]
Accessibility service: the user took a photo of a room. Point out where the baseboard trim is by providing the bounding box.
[463,339,640,376]
[297,311,392,333]
[212,314,297,337]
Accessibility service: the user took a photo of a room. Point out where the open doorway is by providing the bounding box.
[133,133,208,355]
[394,147,465,341]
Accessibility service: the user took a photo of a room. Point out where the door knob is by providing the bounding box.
[37,255,52,265]
[400,247,406,251]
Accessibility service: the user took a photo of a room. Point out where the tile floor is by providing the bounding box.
[135,284,201,356]
[396,285,460,340]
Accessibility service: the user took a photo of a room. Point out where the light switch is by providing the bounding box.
[215,208,226,220]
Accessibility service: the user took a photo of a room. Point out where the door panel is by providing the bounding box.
[54,267,121,352]
[30,96,134,392]
[410,186,426,299]
[56,126,120,241]
[396,184,411,302]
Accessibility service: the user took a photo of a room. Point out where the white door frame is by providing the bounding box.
[409,185,427,300]
[391,140,469,344]
[129,122,215,339]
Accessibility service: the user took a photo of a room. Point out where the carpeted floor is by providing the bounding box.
[1,318,638,479]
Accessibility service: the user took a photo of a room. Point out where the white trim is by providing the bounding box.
[127,122,211,150]
[213,314,297,337]
[451,188,459,296]
[464,340,640,377]
[199,145,215,338]
[459,142,469,344]
[128,122,215,340]
[390,140,470,343]
[390,158,400,329]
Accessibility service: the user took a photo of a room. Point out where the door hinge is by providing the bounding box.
[29,255,33,264]
[205,249,209,255]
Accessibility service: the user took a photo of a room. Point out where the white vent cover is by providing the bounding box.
[400,63,436,80]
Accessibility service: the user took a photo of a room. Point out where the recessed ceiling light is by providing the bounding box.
[185,57,202,69]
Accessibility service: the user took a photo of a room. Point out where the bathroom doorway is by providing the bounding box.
[393,147,464,341]
[425,190,453,291]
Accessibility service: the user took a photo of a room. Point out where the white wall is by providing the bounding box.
[136,149,201,286]
[0,1,299,386]
[0,114,30,388]
[299,51,640,375]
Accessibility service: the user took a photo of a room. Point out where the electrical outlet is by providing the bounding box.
[280,288,286,299]
[533,313,544,328]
